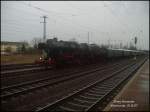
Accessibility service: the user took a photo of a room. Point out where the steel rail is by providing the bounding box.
[1,63,40,71]
[1,63,111,91]
[1,61,130,100]
[1,62,105,78]
[1,60,127,91]
[35,58,146,112]
[86,58,147,111]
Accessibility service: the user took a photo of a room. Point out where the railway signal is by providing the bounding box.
[134,36,138,60]
[134,36,137,45]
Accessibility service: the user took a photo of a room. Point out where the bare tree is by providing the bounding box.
[21,44,26,53]
[129,42,136,50]
[69,38,77,42]
[31,38,43,49]
[5,47,12,53]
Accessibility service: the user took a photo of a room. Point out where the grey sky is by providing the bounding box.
[1,1,149,50]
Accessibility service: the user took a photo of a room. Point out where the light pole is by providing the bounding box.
[134,36,137,60]
[40,16,48,43]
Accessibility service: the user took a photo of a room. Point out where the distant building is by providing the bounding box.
[1,41,29,54]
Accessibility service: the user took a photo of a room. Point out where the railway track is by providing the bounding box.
[1,59,129,87]
[1,58,134,80]
[1,62,111,87]
[1,63,40,71]
[1,60,132,101]
[1,57,147,111]
[1,61,128,100]
[1,58,132,78]
[1,62,104,78]
[1,63,108,89]
[35,58,147,111]
[1,65,52,76]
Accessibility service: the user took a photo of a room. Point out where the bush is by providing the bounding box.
[5,47,12,53]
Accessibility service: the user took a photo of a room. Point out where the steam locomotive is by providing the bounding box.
[35,38,145,67]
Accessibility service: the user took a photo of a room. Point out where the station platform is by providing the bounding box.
[104,59,149,111]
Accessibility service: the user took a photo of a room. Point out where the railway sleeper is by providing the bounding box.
[79,95,98,101]
[93,86,112,89]
[84,92,103,98]
[68,101,89,108]
[73,98,94,105]
[17,87,27,91]
[70,99,92,108]
[59,105,77,111]
[23,86,34,89]
[88,90,108,95]
[1,91,10,95]
[9,89,19,93]
[95,84,114,88]
[75,96,97,104]
[60,101,86,111]
[100,83,115,87]
[81,95,99,100]
[92,87,111,92]
[91,87,110,92]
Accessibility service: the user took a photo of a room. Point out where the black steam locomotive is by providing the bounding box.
[35,38,144,67]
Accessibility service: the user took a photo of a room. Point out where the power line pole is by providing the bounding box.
[87,32,89,44]
[40,16,48,42]
[107,32,111,48]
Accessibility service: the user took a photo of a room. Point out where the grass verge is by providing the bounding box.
[1,54,42,64]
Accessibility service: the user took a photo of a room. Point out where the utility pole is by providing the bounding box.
[40,16,48,42]
[134,36,137,60]
[107,32,111,48]
[134,36,137,49]
[88,32,89,44]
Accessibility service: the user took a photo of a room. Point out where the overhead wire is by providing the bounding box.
[2,17,42,35]
[65,2,106,33]
[1,4,43,36]
[2,2,81,41]
[67,2,131,45]
[22,1,77,17]
[66,2,119,45]
[21,2,104,33]
[20,2,90,39]
[67,1,144,47]
[2,23,41,33]
[4,1,144,46]
[102,1,140,49]
[2,18,41,27]
[21,2,99,42]
[26,2,110,44]
[103,2,132,35]
[2,26,41,36]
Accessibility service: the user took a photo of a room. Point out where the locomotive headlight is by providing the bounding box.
[49,57,51,61]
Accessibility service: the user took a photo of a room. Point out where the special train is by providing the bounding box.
[35,38,145,67]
